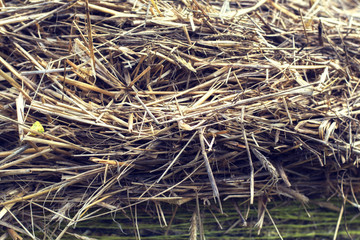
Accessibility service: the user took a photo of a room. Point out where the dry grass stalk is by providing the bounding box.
[189,211,198,240]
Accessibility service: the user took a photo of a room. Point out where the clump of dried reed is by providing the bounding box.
[0,0,360,238]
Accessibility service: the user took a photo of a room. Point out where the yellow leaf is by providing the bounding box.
[30,121,44,135]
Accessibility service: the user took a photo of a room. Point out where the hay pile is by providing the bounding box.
[0,0,360,238]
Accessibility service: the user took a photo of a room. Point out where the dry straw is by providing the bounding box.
[0,0,360,238]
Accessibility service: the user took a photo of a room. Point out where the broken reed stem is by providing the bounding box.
[84,0,96,81]
[199,128,222,213]
[241,107,254,205]
[0,147,52,170]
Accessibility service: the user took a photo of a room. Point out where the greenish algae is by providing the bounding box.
[3,199,360,239]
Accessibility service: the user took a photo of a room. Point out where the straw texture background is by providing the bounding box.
[0,0,360,239]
